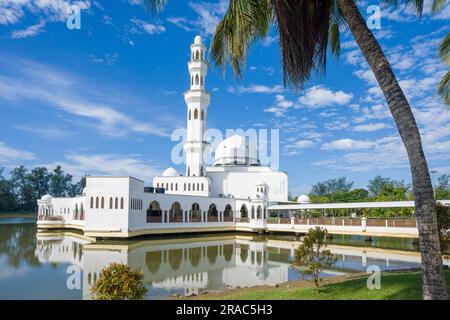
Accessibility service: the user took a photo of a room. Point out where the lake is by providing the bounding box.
[0,217,448,299]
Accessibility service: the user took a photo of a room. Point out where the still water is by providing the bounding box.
[0,218,448,300]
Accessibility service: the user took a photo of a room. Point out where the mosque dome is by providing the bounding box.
[162,167,179,177]
[214,135,260,166]
[297,194,311,204]
[41,194,53,201]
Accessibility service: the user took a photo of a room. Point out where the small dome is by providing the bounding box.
[41,194,53,201]
[297,194,310,204]
[162,167,179,177]
[194,35,202,44]
[82,187,87,195]
[214,135,260,167]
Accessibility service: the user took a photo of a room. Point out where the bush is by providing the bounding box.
[436,204,450,243]
[91,263,148,300]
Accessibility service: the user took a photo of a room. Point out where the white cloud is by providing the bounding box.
[167,0,228,36]
[228,84,284,94]
[45,153,162,182]
[321,139,374,151]
[0,0,91,25]
[11,20,46,38]
[286,140,315,149]
[131,17,166,35]
[0,56,174,138]
[0,141,36,165]
[298,86,353,108]
[352,123,391,132]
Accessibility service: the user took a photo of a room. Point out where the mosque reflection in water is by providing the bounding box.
[35,233,431,299]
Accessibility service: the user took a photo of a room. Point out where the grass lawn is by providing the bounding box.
[200,269,450,300]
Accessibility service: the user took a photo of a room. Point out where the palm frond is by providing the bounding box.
[210,0,273,77]
[329,0,348,57]
[382,0,447,16]
[438,33,450,106]
[142,0,169,14]
[273,0,332,87]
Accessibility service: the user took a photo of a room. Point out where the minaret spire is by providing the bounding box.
[184,36,211,177]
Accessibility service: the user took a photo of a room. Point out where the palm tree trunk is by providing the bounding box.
[339,0,447,300]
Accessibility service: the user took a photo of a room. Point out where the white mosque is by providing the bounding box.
[37,36,302,239]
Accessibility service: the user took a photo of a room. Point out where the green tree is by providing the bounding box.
[292,227,336,291]
[0,167,18,212]
[49,166,73,197]
[367,175,392,197]
[435,175,450,200]
[91,263,148,300]
[10,166,34,212]
[146,0,448,299]
[311,177,353,197]
[28,167,50,201]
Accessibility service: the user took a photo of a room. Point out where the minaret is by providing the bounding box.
[184,35,211,177]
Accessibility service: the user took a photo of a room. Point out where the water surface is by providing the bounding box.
[0,218,447,299]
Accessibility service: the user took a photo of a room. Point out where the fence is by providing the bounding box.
[268,217,416,228]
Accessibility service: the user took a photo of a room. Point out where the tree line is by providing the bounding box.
[0,166,85,213]
[289,175,450,218]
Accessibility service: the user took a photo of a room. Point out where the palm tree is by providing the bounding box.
[145,0,448,299]
[438,32,450,106]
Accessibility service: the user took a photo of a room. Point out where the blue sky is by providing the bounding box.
[0,0,449,195]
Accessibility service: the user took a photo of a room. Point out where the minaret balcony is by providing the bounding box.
[184,90,211,105]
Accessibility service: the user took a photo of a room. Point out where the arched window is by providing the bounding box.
[200,75,204,86]
[170,183,173,191]
[189,109,191,120]
[188,183,191,191]
[90,197,94,208]
[201,183,204,191]
[201,110,204,120]
[195,74,199,85]
[120,197,124,209]
[251,206,255,219]
[166,183,168,190]
[95,197,99,208]
[192,183,195,191]
[184,183,186,191]
[101,197,104,209]
[146,201,162,223]
[187,167,190,176]
[257,187,260,192]
[191,75,194,85]
[196,50,199,60]
[197,183,200,191]
[115,197,118,209]
[175,183,178,191]
[200,49,203,60]
[240,204,248,218]
[257,205,262,219]
[224,205,233,221]
[169,202,183,223]
[190,203,201,222]
[194,108,198,119]
[208,204,218,220]
[109,197,113,209]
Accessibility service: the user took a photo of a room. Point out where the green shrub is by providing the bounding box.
[91,263,148,300]
[292,227,337,291]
